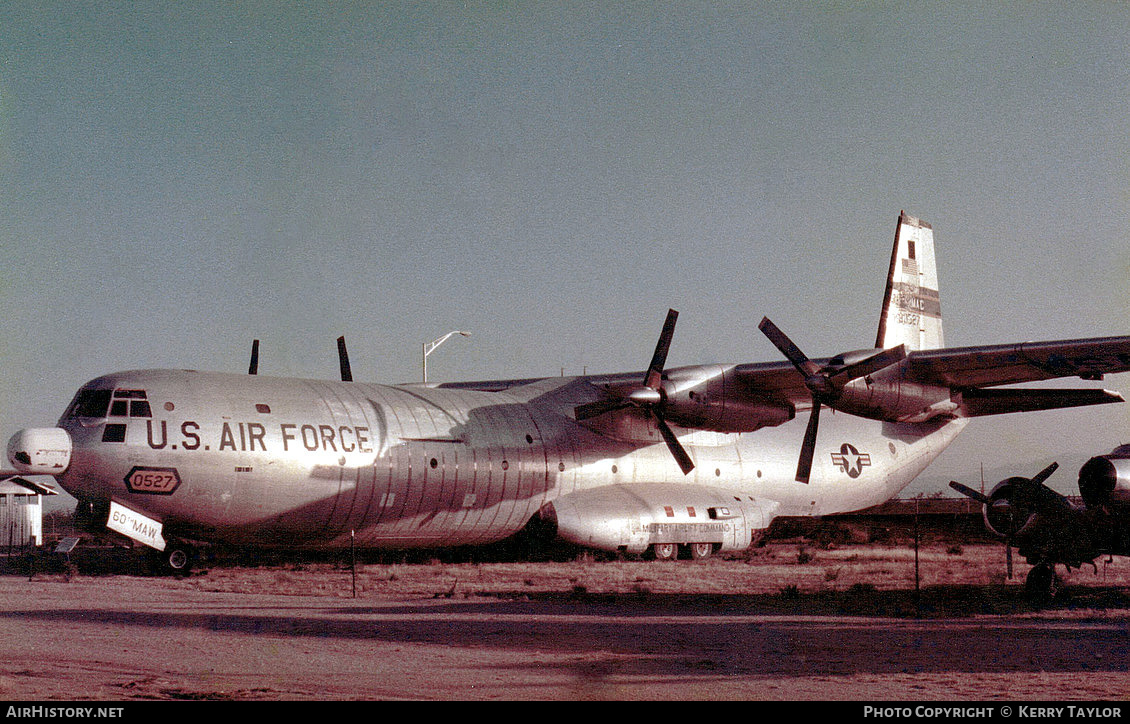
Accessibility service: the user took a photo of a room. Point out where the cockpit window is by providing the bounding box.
[66,389,112,418]
[106,390,152,418]
[65,388,152,420]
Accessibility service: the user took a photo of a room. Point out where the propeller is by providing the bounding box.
[758,317,906,483]
[950,479,1015,578]
[248,337,354,381]
[949,462,1060,580]
[337,336,353,382]
[574,309,695,475]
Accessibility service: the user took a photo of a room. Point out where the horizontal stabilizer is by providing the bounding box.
[959,388,1123,417]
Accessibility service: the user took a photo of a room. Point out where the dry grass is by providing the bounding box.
[146,541,1130,618]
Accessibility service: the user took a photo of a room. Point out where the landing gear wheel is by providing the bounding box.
[651,543,677,561]
[1025,562,1058,603]
[685,542,713,561]
[167,547,190,572]
[149,543,195,577]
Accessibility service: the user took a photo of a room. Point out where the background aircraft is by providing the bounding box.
[7,212,1130,572]
[951,446,1130,599]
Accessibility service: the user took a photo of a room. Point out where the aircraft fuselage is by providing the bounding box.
[52,367,965,551]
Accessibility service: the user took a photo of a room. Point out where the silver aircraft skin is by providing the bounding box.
[8,212,1130,569]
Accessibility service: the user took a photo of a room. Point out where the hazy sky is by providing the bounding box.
[3,2,1130,498]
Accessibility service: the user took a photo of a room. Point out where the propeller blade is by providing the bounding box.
[827,344,907,387]
[956,462,1060,584]
[644,309,678,390]
[574,397,630,421]
[337,336,353,382]
[1009,462,1072,513]
[949,481,992,505]
[248,339,260,376]
[796,398,821,484]
[577,309,679,421]
[759,317,821,378]
[1029,461,1059,487]
[654,413,695,475]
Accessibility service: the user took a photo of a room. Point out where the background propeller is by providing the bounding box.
[248,337,354,381]
[758,317,906,483]
[337,336,353,382]
[574,309,695,475]
[950,462,1059,580]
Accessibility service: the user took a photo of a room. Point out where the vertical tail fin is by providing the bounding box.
[875,211,944,351]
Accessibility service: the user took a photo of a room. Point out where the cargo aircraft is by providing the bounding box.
[951,446,1130,599]
[7,212,1130,572]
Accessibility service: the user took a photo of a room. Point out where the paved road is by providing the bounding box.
[0,576,1127,700]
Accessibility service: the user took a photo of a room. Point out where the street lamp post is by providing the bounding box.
[422,330,470,383]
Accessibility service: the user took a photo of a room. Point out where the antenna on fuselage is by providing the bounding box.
[249,339,260,375]
[338,336,353,382]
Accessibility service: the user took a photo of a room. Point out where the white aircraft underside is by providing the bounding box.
[6,212,1130,568]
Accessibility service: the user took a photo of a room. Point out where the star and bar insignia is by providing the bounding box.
[831,443,871,478]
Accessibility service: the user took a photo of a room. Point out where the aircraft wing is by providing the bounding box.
[445,336,1130,426]
[728,361,813,411]
[904,336,1130,388]
[729,335,1130,421]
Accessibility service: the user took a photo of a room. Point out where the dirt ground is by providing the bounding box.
[1,542,1129,701]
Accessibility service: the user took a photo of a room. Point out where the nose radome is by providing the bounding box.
[7,428,72,475]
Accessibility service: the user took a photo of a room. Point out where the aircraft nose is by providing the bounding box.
[7,428,72,475]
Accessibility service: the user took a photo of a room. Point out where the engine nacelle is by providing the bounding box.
[661,392,795,433]
[832,361,956,423]
[981,477,1035,538]
[7,428,72,475]
[543,483,778,555]
[659,365,795,433]
[1079,448,1130,508]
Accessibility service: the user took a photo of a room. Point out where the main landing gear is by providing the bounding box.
[1024,562,1059,603]
[686,542,714,560]
[648,542,715,561]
